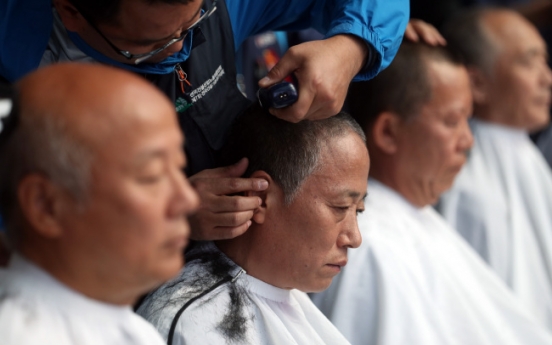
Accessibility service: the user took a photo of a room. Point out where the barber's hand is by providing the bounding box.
[404,19,446,46]
[259,34,368,123]
[188,158,268,241]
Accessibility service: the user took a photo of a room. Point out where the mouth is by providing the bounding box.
[326,260,347,272]
[165,233,189,251]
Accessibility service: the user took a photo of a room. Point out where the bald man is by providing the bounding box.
[0,63,199,345]
[439,8,552,329]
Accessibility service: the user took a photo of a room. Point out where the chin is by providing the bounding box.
[298,280,333,293]
[529,116,550,131]
[154,255,185,283]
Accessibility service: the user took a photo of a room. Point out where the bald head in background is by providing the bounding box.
[0,63,199,345]
[444,8,551,131]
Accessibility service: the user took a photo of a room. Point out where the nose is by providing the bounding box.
[457,119,474,152]
[337,214,362,249]
[169,167,200,218]
[541,63,552,89]
[166,33,186,55]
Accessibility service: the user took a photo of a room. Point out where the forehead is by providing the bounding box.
[486,12,547,58]
[78,91,183,167]
[421,61,471,113]
[295,132,369,198]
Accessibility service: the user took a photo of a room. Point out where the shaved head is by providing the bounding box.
[0,63,198,303]
[1,63,177,247]
[444,8,552,130]
[17,63,176,158]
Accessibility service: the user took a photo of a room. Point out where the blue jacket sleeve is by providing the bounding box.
[226,0,409,80]
[0,0,53,82]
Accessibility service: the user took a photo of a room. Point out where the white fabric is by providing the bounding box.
[439,119,552,329]
[0,254,166,345]
[536,124,552,168]
[138,242,350,345]
[312,179,552,345]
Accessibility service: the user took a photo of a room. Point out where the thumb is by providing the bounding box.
[259,54,298,88]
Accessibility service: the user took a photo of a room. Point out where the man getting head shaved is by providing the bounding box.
[0,63,199,345]
[137,103,369,344]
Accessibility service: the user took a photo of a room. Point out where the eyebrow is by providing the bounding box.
[524,47,548,59]
[133,150,167,166]
[342,191,368,200]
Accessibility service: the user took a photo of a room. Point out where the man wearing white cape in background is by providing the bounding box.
[439,8,552,329]
[311,41,552,344]
[0,64,199,345]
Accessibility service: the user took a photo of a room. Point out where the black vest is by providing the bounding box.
[143,0,252,175]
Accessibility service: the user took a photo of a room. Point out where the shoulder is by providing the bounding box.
[138,246,249,342]
[0,287,73,345]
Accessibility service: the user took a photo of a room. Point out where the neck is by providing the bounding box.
[215,225,279,286]
[215,231,255,273]
[369,156,431,208]
[20,241,141,306]
[473,104,530,131]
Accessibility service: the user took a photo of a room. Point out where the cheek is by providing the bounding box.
[91,186,170,249]
[283,206,338,264]
[498,70,538,106]
[421,132,460,176]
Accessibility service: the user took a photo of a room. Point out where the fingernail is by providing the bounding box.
[258,197,263,206]
[259,76,271,85]
[247,220,252,228]
[258,180,269,190]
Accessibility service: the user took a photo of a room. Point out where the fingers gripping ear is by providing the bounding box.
[244,171,273,225]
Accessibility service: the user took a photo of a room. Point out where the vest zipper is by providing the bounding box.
[174,63,191,94]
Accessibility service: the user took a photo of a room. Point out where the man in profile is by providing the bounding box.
[312,42,552,345]
[439,8,552,329]
[0,63,199,344]
[138,104,369,344]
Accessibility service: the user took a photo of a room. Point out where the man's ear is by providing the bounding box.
[53,0,87,32]
[371,112,402,155]
[17,174,69,239]
[244,171,275,225]
[467,66,489,104]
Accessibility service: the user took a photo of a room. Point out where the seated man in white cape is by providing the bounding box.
[311,41,552,345]
[137,104,370,345]
[438,8,552,328]
[0,64,199,345]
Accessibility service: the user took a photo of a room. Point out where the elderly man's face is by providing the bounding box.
[484,13,552,131]
[396,61,473,206]
[60,86,199,292]
[257,131,368,293]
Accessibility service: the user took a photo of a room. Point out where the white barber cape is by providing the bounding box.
[311,179,552,345]
[138,241,350,345]
[0,254,166,345]
[439,119,552,329]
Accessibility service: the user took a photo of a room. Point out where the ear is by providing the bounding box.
[53,0,87,32]
[371,111,402,154]
[17,174,69,239]
[244,171,275,225]
[467,66,489,105]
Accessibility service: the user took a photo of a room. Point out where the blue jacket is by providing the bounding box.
[0,0,408,82]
